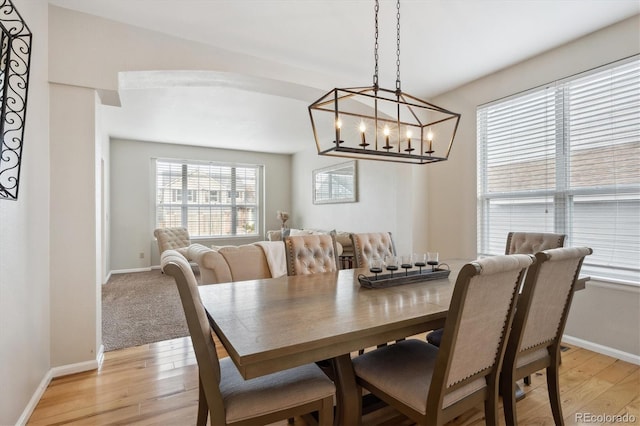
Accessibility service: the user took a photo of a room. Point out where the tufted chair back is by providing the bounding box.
[505,232,565,255]
[350,232,396,269]
[154,227,192,260]
[284,234,339,276]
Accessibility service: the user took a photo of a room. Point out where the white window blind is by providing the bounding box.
[478,56,640,284]
[156,159,261,237]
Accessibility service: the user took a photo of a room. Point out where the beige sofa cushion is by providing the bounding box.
[218,245,272,282]
[188,244,232,284]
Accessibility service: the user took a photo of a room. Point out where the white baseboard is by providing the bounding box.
[110,267,153,275]
[17,353,103,425]
[51,358,100,378]
[97,344,105,367]
[563,334,640,365]
[15,369,53,425]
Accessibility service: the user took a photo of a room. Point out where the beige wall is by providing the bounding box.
[47,5,333,94]
[49,84,100,367]
[422,15,640,357]
[0,1,50,424]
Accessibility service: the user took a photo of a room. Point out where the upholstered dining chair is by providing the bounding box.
[350,232,396,270]
[284,233,339,275]
[427,231,566,348]
[350,231,400,353]
[501,246,592,426]
[351,254,534,426]
[505,232,566,256]
[161,250,335,426]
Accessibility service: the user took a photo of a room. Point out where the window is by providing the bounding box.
[155,159,262,238]
[478,56,640,284]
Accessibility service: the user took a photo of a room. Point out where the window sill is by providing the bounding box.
[586,276,640,293]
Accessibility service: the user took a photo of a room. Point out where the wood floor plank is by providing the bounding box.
[27,337,639,426]
[615,394,640,423]
[595,359,640,384]
[564,369,640,425]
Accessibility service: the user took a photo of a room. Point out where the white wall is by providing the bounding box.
[48,5,335,95]
[422,15,640,357]
[2,3,632,425]
[45,4,307,375]
[292,147,415,255]
[110,138,292,271]
[49,83,99,367]
[0,1,50,424]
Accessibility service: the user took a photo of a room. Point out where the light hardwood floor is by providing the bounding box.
[28,334,639,425]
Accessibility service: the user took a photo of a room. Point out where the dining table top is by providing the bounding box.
[198,260,466,380]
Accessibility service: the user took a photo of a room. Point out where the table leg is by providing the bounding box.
[515,383,526,401]
[332,354,362,426]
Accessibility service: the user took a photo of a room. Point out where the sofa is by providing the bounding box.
[187,241,287,285]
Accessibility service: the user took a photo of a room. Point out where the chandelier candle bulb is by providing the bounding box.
[335,118,342,145]
[359,121,369,147]
[405,129,414,152]
[427,129,434,153]
[383,125,392,150]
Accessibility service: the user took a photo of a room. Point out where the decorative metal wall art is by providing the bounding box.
[0,0,32,200]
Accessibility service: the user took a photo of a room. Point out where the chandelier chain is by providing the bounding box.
[373,0,379,89]
[396,0,401,91]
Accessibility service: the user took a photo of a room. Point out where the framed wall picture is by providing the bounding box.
[312,160,357,204]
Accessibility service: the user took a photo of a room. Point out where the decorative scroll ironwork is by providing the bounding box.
[0,0,31,200]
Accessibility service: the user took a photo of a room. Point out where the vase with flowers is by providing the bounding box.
[276,210,289,235]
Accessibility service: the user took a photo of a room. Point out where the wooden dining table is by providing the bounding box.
[198,260,466,425]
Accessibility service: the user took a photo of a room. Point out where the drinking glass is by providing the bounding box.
[414,253,426,273]
[385,255,399,277]
[401,254,413,276]
[369,258,384,280]
[427,251,439,272]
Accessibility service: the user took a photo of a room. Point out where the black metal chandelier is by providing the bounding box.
[308,0,460,165]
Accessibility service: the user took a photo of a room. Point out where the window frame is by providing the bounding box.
[155,158,263,239]
[477,55,640,285]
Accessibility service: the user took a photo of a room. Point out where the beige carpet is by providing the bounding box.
[102,269,194,351]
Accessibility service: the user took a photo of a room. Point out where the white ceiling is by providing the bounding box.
[50,0,640,154]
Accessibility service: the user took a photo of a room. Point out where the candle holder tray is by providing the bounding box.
[358,266,450,289]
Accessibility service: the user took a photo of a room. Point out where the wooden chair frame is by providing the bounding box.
[355,255,533,426]
[162,250,334,426]
[500,247,592,426]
